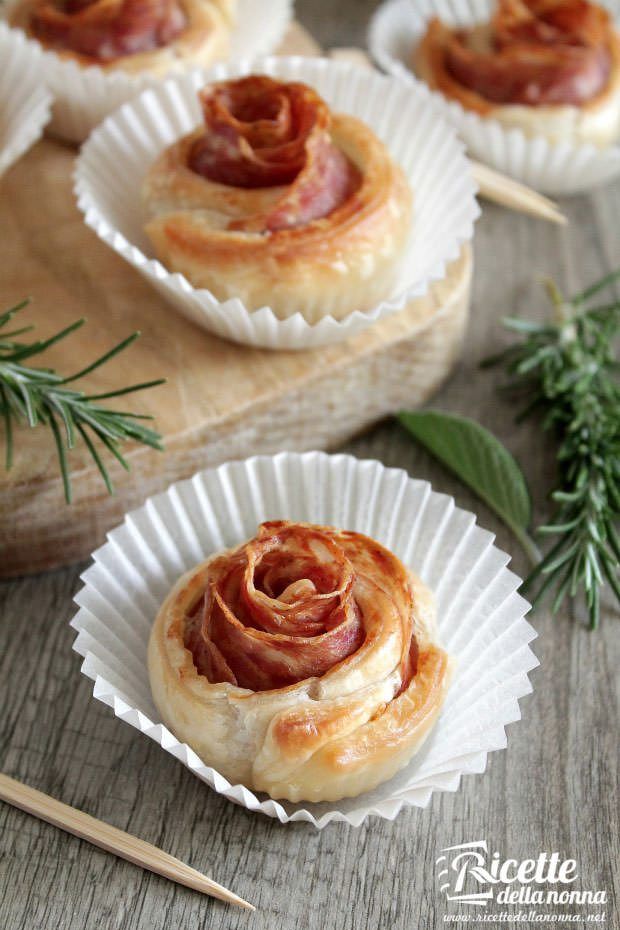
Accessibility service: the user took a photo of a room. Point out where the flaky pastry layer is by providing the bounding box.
[147,527,452,803]
[10,0,231,75]
[415,18,620,146]
[141,113,412,323]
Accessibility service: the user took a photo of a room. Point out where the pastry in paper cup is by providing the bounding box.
[141,73,412,322]
[0,22,51,177]
[70,451,538,827]
[148,519,453,803]
[369,0,620,194]
[1,0,293,142]
[74,57,479,349]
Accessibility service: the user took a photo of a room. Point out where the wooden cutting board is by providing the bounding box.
[0,23,473,577]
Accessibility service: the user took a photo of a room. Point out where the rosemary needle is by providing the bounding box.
[0,300,165,503]
[483,271,620,629]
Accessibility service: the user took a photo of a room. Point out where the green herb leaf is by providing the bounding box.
[397,410,539,565]
[0,299,166,503]
[483,271,620,629]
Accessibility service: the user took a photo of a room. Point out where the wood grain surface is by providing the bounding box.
[0,28,471,577]
[0,2,619,929]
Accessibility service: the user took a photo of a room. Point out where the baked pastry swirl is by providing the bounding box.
[141,75,412,322]
[416,0,620,145]
[147,521,452,803]
[10,0,233,74]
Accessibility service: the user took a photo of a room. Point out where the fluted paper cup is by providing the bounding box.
[74,57,479,350]
[70,451,537,828]
[1,0,293,143]
[369,0,620,195]
[0,22,51,176]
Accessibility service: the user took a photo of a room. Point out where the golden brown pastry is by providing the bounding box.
[10,0,234,75]
[147,520,453,803]
[141,76,412,323]
[415,0,620,146]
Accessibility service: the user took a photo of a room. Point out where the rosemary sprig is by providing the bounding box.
[0,300,165,503]
[483,271,620,629]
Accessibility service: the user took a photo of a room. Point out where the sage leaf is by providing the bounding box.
[397,410,539,564]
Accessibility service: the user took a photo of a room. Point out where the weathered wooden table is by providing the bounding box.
[1,2,619,928]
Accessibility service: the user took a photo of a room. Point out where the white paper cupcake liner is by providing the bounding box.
[70,451,537,828]
[369,0,620,195]
[1,0,293,143]
[73,57,479,350]
[0,22,51,176]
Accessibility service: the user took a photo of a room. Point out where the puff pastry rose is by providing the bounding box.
[10,0,234,75]
[416,0,620,145]
[147,521,452,803]
[141,75,412,323]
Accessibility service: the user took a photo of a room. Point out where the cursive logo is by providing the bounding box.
[436,841,583,907]
[436,841,497,905]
